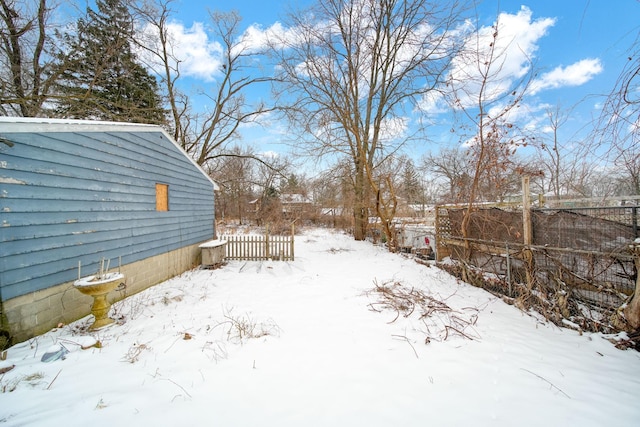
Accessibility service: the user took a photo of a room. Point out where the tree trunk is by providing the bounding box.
[373,176,398,252]
[353,162,368,241]
[353,206,367,241]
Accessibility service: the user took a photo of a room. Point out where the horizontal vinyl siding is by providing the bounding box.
[5,132,210,191]
[0,128,214,300]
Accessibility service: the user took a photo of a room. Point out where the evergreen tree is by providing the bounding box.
[401,159,423,204]
[55,0,165,124]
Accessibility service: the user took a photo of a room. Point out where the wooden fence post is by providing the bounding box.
[435,207,450,261]
[291,223,295,261]
[623,242,640,329]
[522,176,535,290]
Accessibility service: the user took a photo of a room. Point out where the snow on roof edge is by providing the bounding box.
[0,116,157,132]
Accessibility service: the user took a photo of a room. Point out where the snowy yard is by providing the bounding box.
[1,228,639,426]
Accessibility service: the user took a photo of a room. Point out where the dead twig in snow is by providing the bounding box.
[122,342,150,363]
[391,334,419,359]
[46,369,62,390]
[520,368,571,399]
[163,377,192,400]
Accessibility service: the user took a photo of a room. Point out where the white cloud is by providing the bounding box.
[417,90,448,115]
[167,22,224,81]
[446,6,555,109]
[530,58,603,94]
[470,6,554,81]
[442,6,602,112]
[140,21,224,82]
[236,22,304,53]
[139,18,302,81]
[260,150,280,159]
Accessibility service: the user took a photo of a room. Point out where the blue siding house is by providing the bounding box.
[0,118,217,343]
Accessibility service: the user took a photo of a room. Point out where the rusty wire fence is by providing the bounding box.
[436,205,638,320]
[532,206,637,308]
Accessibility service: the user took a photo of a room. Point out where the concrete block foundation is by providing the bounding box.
[2,242,203,345]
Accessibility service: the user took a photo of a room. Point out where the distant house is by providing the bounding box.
[280,193,315,221]
[0,118,218,343]
[247,192,316,224]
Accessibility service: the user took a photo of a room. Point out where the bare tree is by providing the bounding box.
[134,2,276,167]
[310,160,355,228]
[535,105,569,199]
[272,0,463,241]
[0,0,61,116]
[186,10,276,166]
[205,143,293,226]
[595,22,640,328]
[134,1,291,219]
[133,0,189,142]
[209,145,256,224]
[444,13,535,239]
[374,154,433,246]
[613,147,640,196]
[595,23,640,196]
[252,154,294,227]
[531,104,607,201]
[421,146,471,203]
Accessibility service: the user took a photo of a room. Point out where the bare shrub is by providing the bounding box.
[122,342,150,364]
[1,372,44,393]
[218,307,281,344]
[366,279,480,343]
[200,340,228,362]
[438,260,619,335]
[109,292,154,325]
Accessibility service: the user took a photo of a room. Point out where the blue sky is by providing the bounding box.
[160,0,640,161]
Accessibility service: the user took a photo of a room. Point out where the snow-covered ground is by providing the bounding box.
[1,228,639,426]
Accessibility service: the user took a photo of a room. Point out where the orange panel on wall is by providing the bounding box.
[156,183,169,211]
